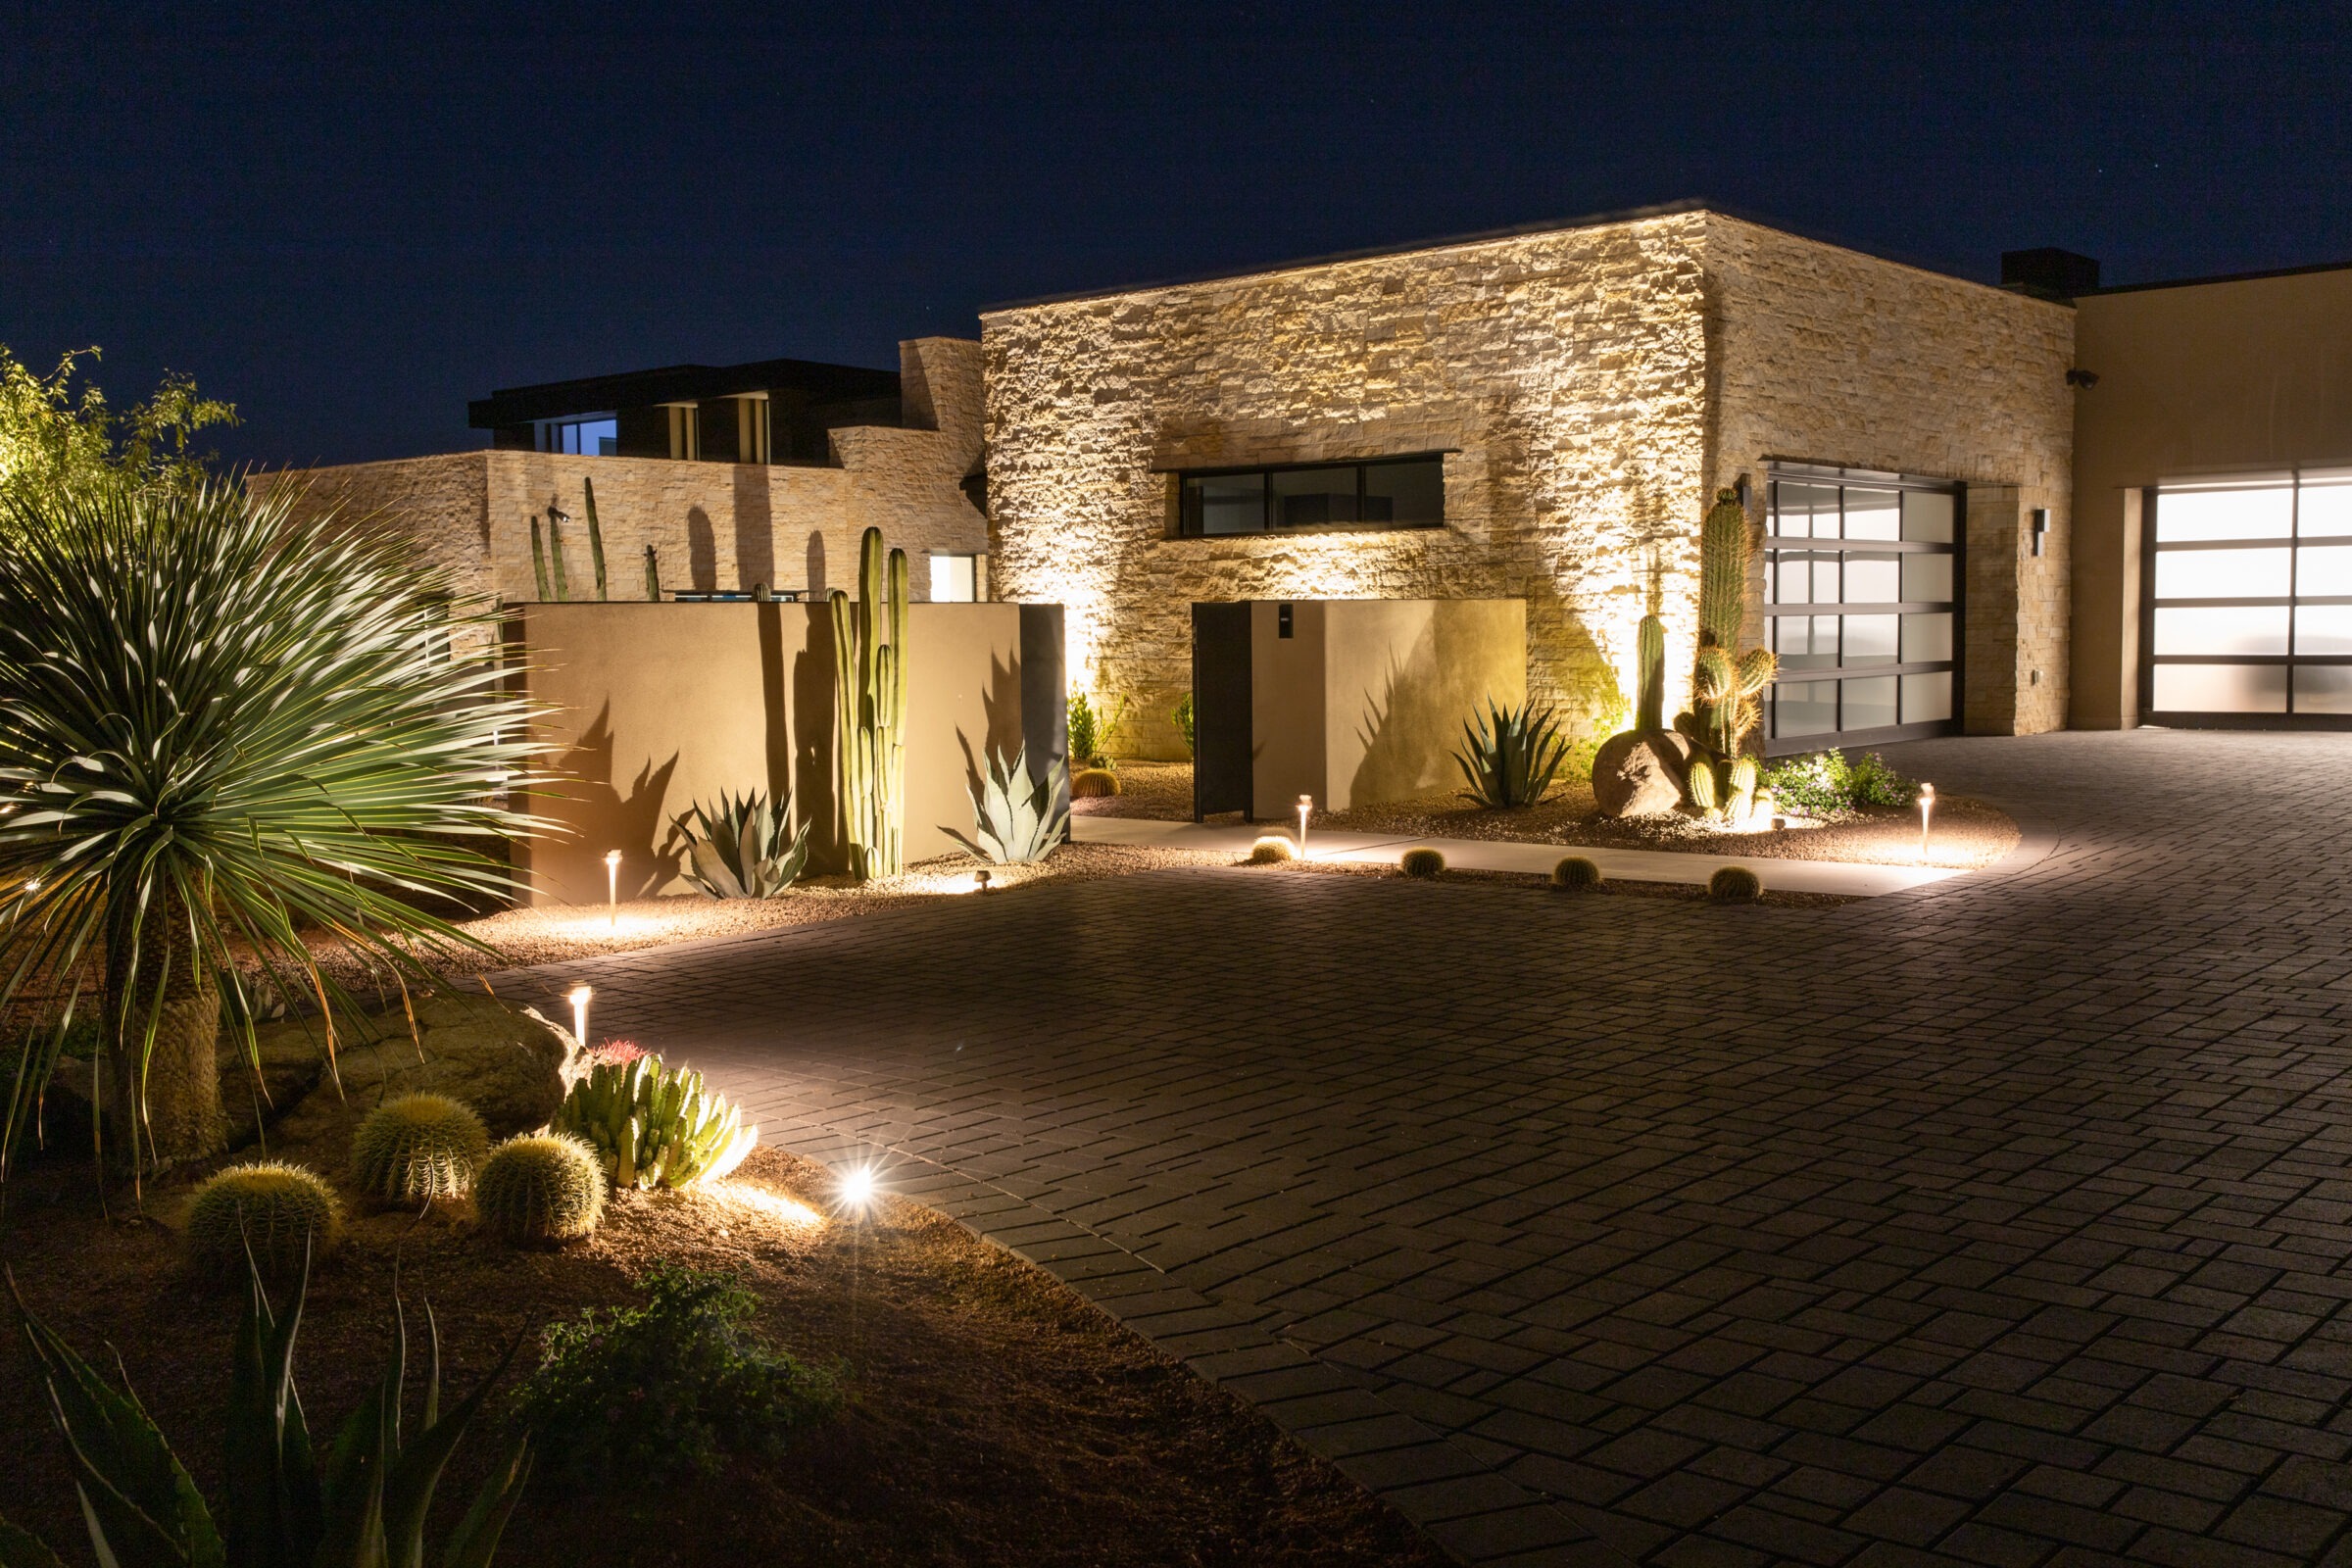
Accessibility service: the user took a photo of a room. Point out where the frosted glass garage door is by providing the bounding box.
[2146,472,2352,719]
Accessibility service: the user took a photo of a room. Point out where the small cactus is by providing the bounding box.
[1552,856,1603,890]
[1689,760,1721,813]
[530,516,551,601]
[475,1133,609,1247]
[1246,834,1296,864]
[1399,847,1446,879]
[1729,755,1761,821]
[1635,613,1666,732]
[1708,864,1764,903]
[186,1161,342,1281]
[350,1092,489,1205]
[1071,767,1121,799]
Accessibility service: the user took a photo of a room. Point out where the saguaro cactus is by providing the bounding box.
[830,526,909,881]
[584,477,610,600]
[1635,612,1666,732]
[1679,487,1778,808]
[530,516,551,601]
[644,544,662,602]
[1699,486,1748,651]
[549,510,571,601]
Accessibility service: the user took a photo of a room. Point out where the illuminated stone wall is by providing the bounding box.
[983,210,2078,758]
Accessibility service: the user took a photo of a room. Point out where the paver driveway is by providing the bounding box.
[501,730,2352,1567]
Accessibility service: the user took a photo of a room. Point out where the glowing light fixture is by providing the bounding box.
[604,849,622,928]
[1297,795,1313,858]
[839,1163,878,1212]
[566,984,593,1048]
[975,867,992,893]
[1918,782,1936,856]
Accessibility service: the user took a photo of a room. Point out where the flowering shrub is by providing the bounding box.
[509,1260,840,1483]
[1761,750,1920,816]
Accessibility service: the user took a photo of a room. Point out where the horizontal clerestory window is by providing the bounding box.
[1174,455,1446,537]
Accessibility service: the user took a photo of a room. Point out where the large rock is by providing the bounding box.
[1592,730,1693,817]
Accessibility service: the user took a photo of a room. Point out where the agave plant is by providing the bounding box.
[0,478,552,1187]
[0,1250,530,1568]
[672,790,809,899]
[551,1054,758,1191]
[1452,699,1570,808]
[947,744,1068,865]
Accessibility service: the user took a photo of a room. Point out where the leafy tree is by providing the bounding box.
[0,345,236,511]
[0,478,553,1189]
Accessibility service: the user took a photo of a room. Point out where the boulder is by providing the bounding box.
[1592,730,1694,818]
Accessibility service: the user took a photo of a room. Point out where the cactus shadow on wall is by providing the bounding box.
[687,507,717,591]
[805,531,827,597]
[951,652,1034,809]
[560,703,683,897]
[791,602,844,873]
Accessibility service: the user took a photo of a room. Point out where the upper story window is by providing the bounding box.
[1175,455,1446,537]
[538,416,616,456]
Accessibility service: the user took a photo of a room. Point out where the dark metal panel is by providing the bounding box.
[1019,606,1071,827]
[1192,603,1253,820]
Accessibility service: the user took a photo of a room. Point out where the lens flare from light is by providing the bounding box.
[839,1163,878,1211]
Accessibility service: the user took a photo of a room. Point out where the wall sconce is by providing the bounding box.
[567,985,593,1048]
[2030,509,2049,558]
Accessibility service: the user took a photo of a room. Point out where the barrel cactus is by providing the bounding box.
[350,1092,489,1205]
[1246,834,1296,864]
[1399,847,1446,879]
[1071,767,1121,799]
[1688,759,1721,814]
[186,1161,342,1281]
[1729,755,1762,822]
[552,1055,758,1191]
[475,1133,609,1246]
[1552,856,1603,890]
[1708,864,1764,904]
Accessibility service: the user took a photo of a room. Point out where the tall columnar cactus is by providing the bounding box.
[1635,612,1666,732]
[530,516,551,601]
[584,477,610,600]
[644,544,662,602]
[1699,486,1748,651]
[549,511,571,601]
[829,525,908,881]
[1679,486,1778,809]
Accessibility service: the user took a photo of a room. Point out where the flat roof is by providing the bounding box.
[2079,256,2352,298]
[468,355,900,429]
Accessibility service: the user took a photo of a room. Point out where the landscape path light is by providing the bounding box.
[1297,794,1313,858]
[604,849,621,928]
[567,984,592,1050]
[839,1162,878,1213]
[1919,782,1936,856]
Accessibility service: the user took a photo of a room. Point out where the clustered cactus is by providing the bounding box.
[553,1055,758,1191]
[831,526,908,881]
[1071,767,1120,799]
[1675,489,1779,820]
[350,1092,489,1205]
[475,1133,609,1246]
[1552,856,1603,890]
[185,1160,343,1281]
[1246,834,1296,864]
[1399,847,1446,879]
[1708,864,1764,903]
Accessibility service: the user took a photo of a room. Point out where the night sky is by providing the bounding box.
[5,2,2346,469]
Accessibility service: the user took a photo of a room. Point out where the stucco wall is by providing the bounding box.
[264,337,987,632]
[1701,216,2078,736]
[2070,269,2352,728]
[985,212,1715,760]
[511,601,1043,906]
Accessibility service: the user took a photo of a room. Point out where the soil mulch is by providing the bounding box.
[1257,858,1862,907]
[1078,761,2019,871]
[0,1144,1448,1567]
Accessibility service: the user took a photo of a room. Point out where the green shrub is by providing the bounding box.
[351,1092,489,1205]
[1173,692,1196,758]
[1761,749,1919,816]
[510,1260,839,1485]
[1453,698,1569,808]
[1708,864,1763,903]
[186,1160,343,1281]
[1067,690,1126,770]
[1552,856,1603,890]
[476,1133,608,1246]
[1071,766,1121,799]
[1245,834,1296,864]
[1399,847,1446,879]
[553,1055,758,1191]
[673,789,809,898]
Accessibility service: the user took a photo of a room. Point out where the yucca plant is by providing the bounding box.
[0,1250,530,1568]
[948,744,1068,865]
[551,1054,758,1191]
[0,478,553,1188]
[672,790,809,899]
[1452,699,1569,808]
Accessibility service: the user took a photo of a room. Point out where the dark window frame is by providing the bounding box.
[1170,453,1450,538]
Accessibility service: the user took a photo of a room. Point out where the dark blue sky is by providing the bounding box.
[4,2,2346,468]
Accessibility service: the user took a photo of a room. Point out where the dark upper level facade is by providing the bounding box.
[468,355,905,466]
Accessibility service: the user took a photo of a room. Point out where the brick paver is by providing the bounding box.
[498,730,2352,1566]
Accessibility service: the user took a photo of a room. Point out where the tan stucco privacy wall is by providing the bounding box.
[983,209,2077,759]
[1246,599,1524,815]
[2069,267,2352,728]
[510,601,1056,906]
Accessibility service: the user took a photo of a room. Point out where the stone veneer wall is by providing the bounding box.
[1702,217,2076,736]
[984,213,1717,760]
[985,210,2080,758]
[263,337,987,646]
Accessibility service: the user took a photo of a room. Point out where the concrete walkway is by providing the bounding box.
[498,731,2352,1567]
[1073,814,1969,899]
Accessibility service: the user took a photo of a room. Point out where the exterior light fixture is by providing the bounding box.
[1919,783,1936,856]
[974,867,992,893]
[839,1163,877,1212]
[24,880,38,893]
[1297,795,1313,858]
[566,984,593,1049]
[604,849,622,928]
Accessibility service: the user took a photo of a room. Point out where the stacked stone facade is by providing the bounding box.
[984,209,2077,757]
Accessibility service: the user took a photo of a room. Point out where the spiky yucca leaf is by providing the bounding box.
[672,790,808,899]
[0,477,556,1182]
[947,744,1069,866]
